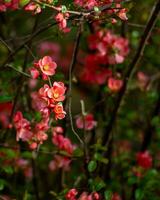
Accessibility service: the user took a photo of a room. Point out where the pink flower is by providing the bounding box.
[117,8,128,21]
[52,126,64,135]
[137,71,150,91]
[25,2,41,14]
[39,84,50,98]
[13,111,33,141]
[29,67,40,79]
[53,103,66,120]
[52,132,74,155]
[108,77,123,92]
[47,81,66,102]
[31,92,48,111]
[136,151,152,169]
[76,113,97,131]
[74,0,97,9]
[55,12,70,31]
[38,56,57,76]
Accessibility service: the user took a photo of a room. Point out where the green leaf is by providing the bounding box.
[19,0,30,7]
[0,95,13,103]
[94,177,106,191]
[88,160,97,172]
[94,153,108,164]
[94,6,99,12]
[61,5,67,13]
[73,148,84,157]
[135,189,144,200]
[0,179,5,191]
[128,176,137,185]
[3,166,13,174]
[104,190,112,200]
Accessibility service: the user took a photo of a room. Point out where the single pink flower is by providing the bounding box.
[108,77,123,92]
[47,81,66,102]
[38,56,57,76]
[29,67,40,79]
[53,103,66,120]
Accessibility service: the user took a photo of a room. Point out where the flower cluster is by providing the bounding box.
[52,126,74,155]
[87,30,129,64]
[79,29,129,88]
[76,113,97,131]
[80,54,112,85]
[0,0,19,11]
[74,0,127,21]
[55,12,70,32]
[13,110,49,149]
[14,55,66,149]
[66,189,100,200]
[38,81,66,120]
[49,126,75,171]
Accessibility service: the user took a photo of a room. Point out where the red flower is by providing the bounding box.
[136,151,152,169]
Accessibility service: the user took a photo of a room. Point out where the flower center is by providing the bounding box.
[53,92,59,99]
[44,65,49,70]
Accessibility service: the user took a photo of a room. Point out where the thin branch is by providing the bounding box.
[6,64,31,78]
[68,19,84,145]
[0,37,13,53]
[0,20,59,69]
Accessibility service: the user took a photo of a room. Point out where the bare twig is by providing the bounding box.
[6,64,31,78]
[68,19,84,145]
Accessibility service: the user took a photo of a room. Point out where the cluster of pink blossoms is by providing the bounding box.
[55,12,70,32]
[87,30,129,65]
[13,56,66,149]
[80,29,129,92]
[49,126,75,171]
[13,109,49,149]
[74,0,128,21]
[38,81,66,120]
[0,0,19,11]
[66,189,100,200]
[66,189,121,200]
